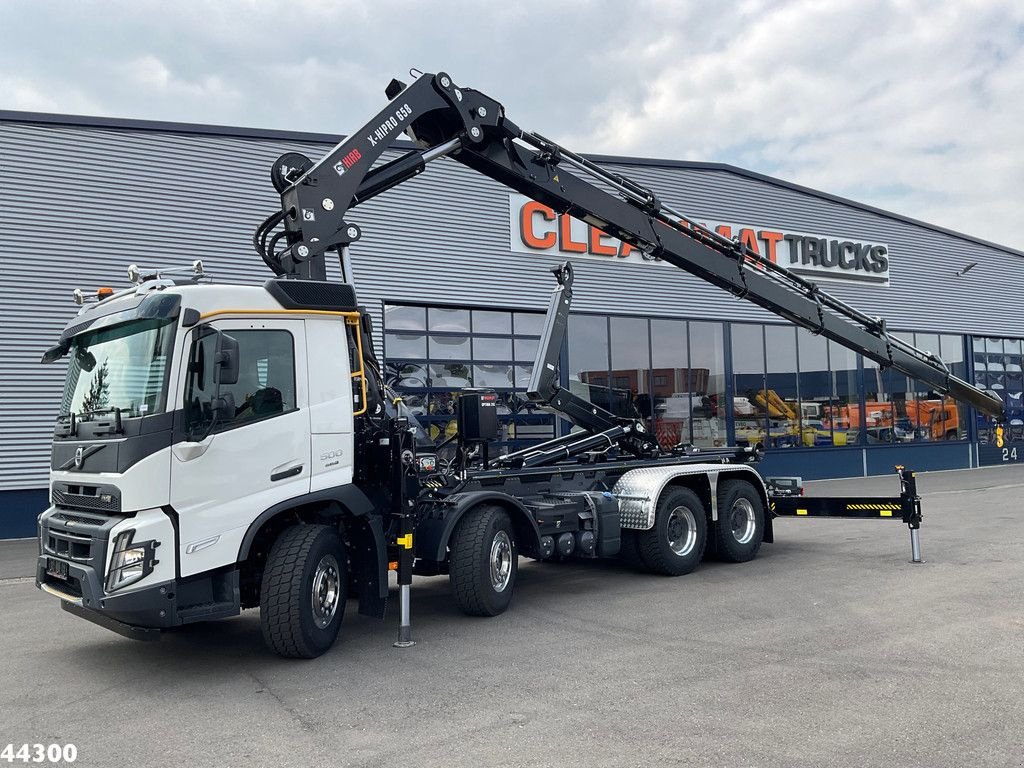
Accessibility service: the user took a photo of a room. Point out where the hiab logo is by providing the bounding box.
[507,194,890,286]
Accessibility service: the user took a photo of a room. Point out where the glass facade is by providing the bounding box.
[383,305,555,454]
[384,302,989,453]
[973,336,1024,441]
[863,332,968,444]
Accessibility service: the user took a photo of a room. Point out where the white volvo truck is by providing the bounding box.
[36,71,1004,657]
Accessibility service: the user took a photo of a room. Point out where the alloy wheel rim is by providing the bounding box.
[666,506,698,556]
[311,554,341,629]
[490,531,513,592]
[730,498,757,545]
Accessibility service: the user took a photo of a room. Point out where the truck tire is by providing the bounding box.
[260,524,347,659]
[637,487,707,576]
[449,504,517,617]
[715,479,765,563]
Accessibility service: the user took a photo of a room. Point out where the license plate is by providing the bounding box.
[46,557,69,581]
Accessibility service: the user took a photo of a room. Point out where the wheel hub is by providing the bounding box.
[311,554,341,629]
[490,531,513,592]
[730,498,756,545]
[666,506,697,556]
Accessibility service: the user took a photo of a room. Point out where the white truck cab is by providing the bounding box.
[37,268,379,643]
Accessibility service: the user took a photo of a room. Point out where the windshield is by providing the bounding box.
[61,318,176,419]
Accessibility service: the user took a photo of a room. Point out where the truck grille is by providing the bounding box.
[44,528,93,562]
[39,506,123,595]
[51,483,121,514]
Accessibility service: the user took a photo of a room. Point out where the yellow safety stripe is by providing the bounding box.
[199,308,361,320]
[845,503,901,510]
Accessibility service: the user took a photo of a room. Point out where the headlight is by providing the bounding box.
[106,530,159,592]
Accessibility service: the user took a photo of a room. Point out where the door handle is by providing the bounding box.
[270,465,303,482]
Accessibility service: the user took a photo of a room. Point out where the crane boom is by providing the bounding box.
[255,70,1004,421]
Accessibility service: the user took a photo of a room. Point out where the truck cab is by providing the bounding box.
[37,268,379,639]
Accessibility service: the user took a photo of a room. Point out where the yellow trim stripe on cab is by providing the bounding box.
[196,308,369,417]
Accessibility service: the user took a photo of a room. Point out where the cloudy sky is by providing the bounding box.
[2,0,1022,250]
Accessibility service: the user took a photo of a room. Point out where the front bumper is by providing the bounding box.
[37,506,240,637]
[36,553,181,629]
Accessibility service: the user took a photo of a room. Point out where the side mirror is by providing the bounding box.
[213,332,239,386]
[41,341,70,364]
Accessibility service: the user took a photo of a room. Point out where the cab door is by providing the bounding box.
[170,319,310,577]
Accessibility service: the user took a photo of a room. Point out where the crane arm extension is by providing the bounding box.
[268,70,1004,421]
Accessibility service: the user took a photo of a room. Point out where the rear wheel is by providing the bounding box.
[260,524,347,658]
[637,487,708,576]
[715,479,765,563]
[449,505,518,616]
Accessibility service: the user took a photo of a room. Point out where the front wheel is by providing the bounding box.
[449,505,518,617]
[260,524,347,658]
[715,479,765,563]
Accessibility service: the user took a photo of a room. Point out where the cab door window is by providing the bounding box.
[185,329,297,434]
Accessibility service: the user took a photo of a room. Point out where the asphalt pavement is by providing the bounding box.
[2,465,1023,767]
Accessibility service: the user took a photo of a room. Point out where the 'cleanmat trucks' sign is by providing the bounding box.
[508,194,890,286]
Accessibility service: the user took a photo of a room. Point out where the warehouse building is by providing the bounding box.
[2,111,1023,538]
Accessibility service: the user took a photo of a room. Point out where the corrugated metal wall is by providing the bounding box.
[2,117,1021,493]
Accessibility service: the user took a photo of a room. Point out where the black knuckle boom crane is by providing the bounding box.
[38,70,1006,658]
[251,70,1003,649]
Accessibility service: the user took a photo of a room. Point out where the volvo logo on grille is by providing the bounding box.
[60,444,103,471]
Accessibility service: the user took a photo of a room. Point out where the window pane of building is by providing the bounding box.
[429,308,470,333]
[384,305,426,331]
[514,337,539,363]
[908,333,955,442]
[731,324,766,447]
[473,364,514,388]
[1004,339,1023,440]
[826,341,860,446]
[385,362,428,388]
[430,363,472,388]
[651,319,689,449]
[568,314,610,412]
[764,325,800,448]
[473,310,511,334]
[689,321,726,447]
[385,332,426,359]
[514,312,545,336]
[472,336,512,361]
[972,337,994,442]
[972,335,1023,442]
[428,335,471,360]
[610,317,651,424]
[862,355,898,443]
[796,329,834,446]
